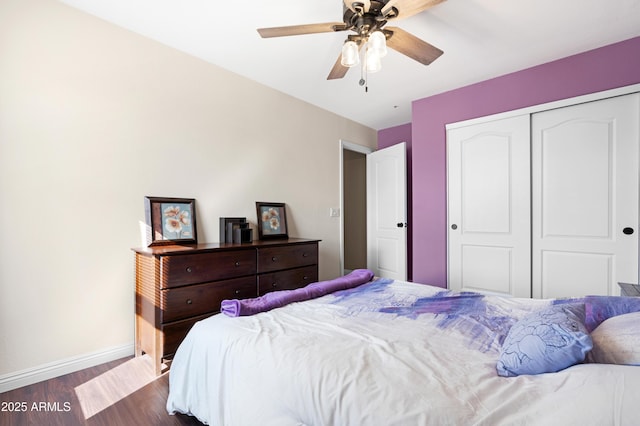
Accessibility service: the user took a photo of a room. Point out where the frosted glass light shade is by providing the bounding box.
[365,47,381,73]
[341,41,360,67]
[369,30,387,57]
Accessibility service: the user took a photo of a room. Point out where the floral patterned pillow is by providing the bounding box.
[497,304,593,377]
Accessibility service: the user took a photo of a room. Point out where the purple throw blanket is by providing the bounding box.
[221,269,375,317]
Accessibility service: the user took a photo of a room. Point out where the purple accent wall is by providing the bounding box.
[378,122,412,148]
[378,123,413,279]
[381,36,640,287]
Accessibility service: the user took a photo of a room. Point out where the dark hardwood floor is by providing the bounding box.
[0,356,204,426]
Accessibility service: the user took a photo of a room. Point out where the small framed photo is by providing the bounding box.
[144,196,197,246]
[256,202,288,239]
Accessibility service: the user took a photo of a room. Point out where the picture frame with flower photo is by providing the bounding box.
[256,202,288,239]
[144,196,198,246]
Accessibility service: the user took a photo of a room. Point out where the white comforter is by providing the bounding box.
[166,279,640,425]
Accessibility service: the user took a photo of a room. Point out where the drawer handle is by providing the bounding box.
[302,252,308,257]
[235,290,241,295]
[271,256,278,262]
[234,261,240,267]
[272,283,278,288]
[303,276,309,280]
[186,267,193,273]
[186,299,193,305]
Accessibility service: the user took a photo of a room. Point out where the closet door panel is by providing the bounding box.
[461,246,513,294]
[447,114,531,297]
[462,137,511,233]
[532,94,640,298]
[540,251,612,299]
[539,119,611,238]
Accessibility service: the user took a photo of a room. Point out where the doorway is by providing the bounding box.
[340,141,372,275]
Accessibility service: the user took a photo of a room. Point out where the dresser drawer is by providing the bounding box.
[257,243,318,273]
[162,313,210,357]
[258,265,318,295]
[162,276,257,323]
[161,250,256,288]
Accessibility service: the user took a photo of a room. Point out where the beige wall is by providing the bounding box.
[0,0,376,380]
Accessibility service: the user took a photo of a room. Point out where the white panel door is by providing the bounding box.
[448,115,531,297]
[367,142,407,280]
[532,94,640,298]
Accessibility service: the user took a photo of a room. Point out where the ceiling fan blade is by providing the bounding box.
[381,0,446,19]
[327,54,350,80]
[343,0,371,13]
[258,22,347,38]
[386,26,443,65]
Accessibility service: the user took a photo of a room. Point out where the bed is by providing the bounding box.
[166,272,640,425]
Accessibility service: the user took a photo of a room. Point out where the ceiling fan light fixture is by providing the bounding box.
[257,0,446,84]
[341,40,360,67]
[368,30,387,57]
[365,46,382,73]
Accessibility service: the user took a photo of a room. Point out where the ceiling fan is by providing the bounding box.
[257,0,445,81]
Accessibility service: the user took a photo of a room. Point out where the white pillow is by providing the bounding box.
[587,311,640,365]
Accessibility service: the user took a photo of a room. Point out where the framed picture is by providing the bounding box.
[144,196,197,246]
[256,202,288,239]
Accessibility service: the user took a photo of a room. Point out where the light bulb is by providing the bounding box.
[341,41,360,67]
[365,47,381,73]
[369,30,387,57]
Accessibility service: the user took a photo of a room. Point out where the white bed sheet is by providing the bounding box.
[166,279,640,425]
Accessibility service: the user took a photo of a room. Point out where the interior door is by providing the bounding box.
[447,115,531,297]
[531,94,640,298]
[367,142,407,280]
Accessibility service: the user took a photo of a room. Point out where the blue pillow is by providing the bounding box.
[497,304,593,377]
[584,295,640,332]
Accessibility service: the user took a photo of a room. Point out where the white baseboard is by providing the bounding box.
[0,343,135,393]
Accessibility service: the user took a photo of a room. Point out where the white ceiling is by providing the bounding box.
[58,0,640,130]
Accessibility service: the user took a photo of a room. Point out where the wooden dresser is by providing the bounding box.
[133,238,320,374]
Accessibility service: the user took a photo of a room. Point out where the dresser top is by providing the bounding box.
[132,238,320,256]
[618,282,640,297]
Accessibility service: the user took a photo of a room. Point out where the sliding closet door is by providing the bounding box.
[531,94,640,298]
[448,115,531,297]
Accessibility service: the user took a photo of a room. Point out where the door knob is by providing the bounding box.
[623,227,634,235]
[451,224,458,230]
[397,223,407,228]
